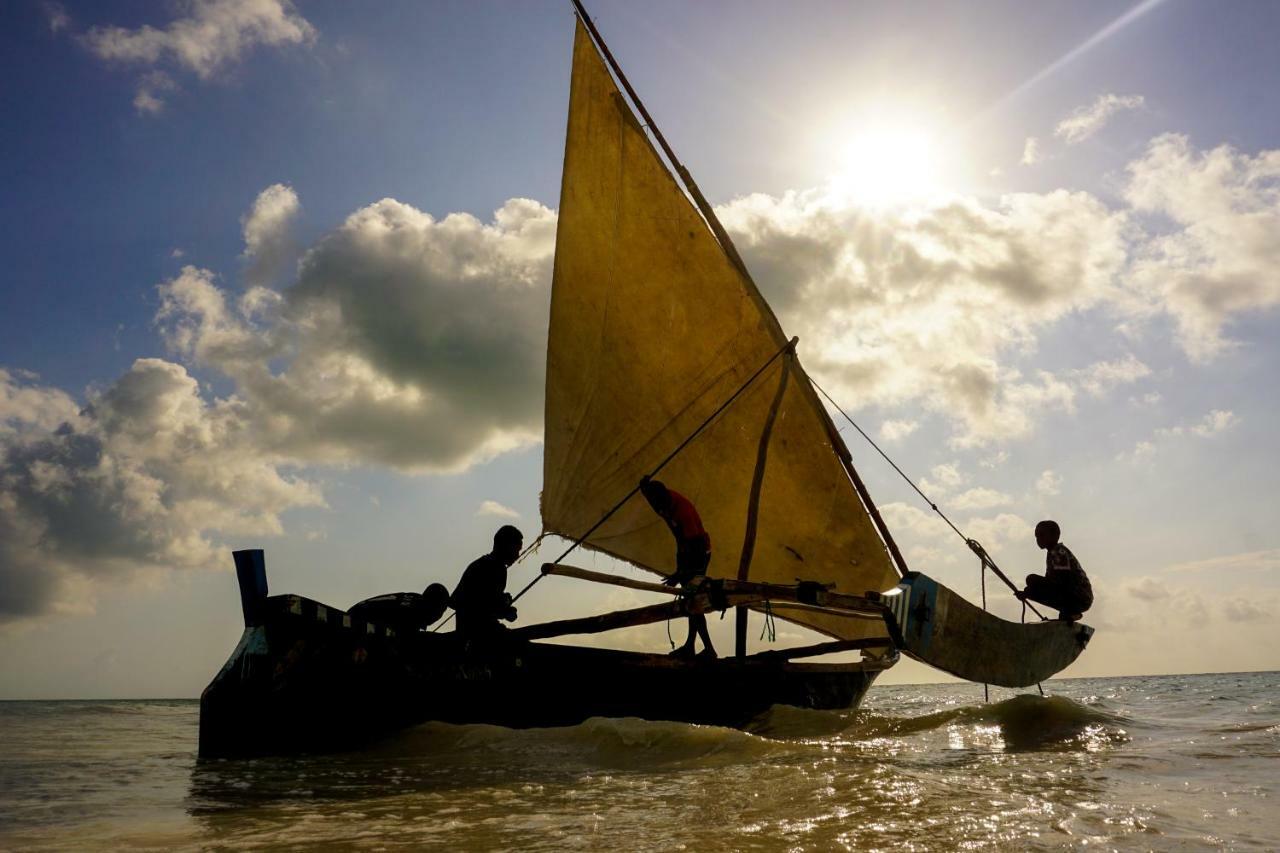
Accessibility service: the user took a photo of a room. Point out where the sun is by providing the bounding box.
[824,120,946,207]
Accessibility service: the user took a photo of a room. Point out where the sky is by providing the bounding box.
[1,0,1279,699]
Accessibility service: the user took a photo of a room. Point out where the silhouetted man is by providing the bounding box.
[451,525,523,636]
[640,477,716,659]
[1017,520,1093,621]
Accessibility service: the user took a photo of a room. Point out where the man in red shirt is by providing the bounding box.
[640,477,716,659]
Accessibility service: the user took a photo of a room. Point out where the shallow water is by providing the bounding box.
[1,671,1276,850]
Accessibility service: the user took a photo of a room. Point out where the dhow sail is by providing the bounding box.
[542,22,902,645]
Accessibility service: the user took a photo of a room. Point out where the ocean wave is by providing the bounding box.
[376,715,784,770]
[751,694,1130,752]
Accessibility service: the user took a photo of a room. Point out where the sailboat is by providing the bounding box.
[198,6,1092,759]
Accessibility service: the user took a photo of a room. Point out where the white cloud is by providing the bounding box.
[1119,408,1239,461]
[950,487,1012,511]
[1130,391,1162,407]
[1035,469,1062,496]
[157,193,557,472]
[1222,597,1269,622]
[1165,547,1280,576]
[1125,134,1280,360]
[1054,94,1145,145]
[132,71,177,114]
[918,462,964,497]
[241,184,300,287]
[477,500,520,519]
[878,418,918,443]
[979,450,1009,470]
[1021,137,1041,166]
[962,512,1033,550]
[721,186,1127,447]
[0,362,322,624]
[1189,409,1238,436]
[80,0,316,112]
[44,2,70,33]
[1071,354,1150,397]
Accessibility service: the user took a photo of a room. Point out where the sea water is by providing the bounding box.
[0,671,1275,850]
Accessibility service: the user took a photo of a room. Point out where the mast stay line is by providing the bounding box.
[810,376,1047,620]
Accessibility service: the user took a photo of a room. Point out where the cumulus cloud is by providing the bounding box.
[949,487,1012,511]
[1125,134,1280,360]
[1071,353,1150,397]
[158,195,557,471]
[721,186,1128,447]
[1165,547,1280,577]
[1222,597,1269,622]
[878,418,918,443]
[1021,137,1042,166]
[0,362,322,624]
[80,0,316,112]
[918,462,964,497]
[241,184,300,287]
[1118,408,1239,461]
[43,2,70,34]
[1055,94,1145,145]
[1035,469,1062,496]
[477,500,521,519]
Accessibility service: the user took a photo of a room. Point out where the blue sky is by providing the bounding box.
[2,0,1279,698]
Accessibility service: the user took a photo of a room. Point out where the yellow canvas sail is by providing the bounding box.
[542,22,900,642]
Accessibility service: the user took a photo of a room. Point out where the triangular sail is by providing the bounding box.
[542,22,899,642]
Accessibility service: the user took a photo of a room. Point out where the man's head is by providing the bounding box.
[640,477,671,515]
[493,524,524,565]
[1034,520,1061,550]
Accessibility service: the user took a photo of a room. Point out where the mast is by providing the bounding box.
[567,0,910,579]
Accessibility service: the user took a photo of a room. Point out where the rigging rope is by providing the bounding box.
[510,336,799,607]
[809,376,1047,621]
[759,600,777,643]
[980,556,990,704]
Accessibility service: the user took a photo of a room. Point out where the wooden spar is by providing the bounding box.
[767,601,887,621]
[541,563,677,596]
[749,637,894,661]
[736,353,792,657]
[541,563,890,616]
[511,591,767,641]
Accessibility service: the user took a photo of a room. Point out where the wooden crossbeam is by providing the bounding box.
[542,563,889,616]
[747,637,895,661]
[511,590,767,641]
[541,563,676,596]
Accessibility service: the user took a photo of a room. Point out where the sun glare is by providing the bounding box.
[825,121,946,208]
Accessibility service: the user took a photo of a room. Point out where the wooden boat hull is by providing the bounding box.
[198,592,892,758]
[880,572,1093,688]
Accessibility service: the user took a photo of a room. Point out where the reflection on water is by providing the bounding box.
[1,672,1277,850]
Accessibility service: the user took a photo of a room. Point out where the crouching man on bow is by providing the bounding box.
[1017,520,1094,622]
